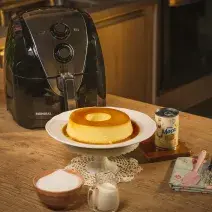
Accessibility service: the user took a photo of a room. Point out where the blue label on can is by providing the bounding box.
[163,127,176,135]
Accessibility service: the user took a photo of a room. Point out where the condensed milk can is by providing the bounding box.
[155,108,179,150]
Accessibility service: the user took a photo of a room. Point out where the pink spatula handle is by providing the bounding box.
[193,150,207,172]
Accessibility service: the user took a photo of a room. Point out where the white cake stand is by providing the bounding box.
[46,107,156,176]
[65,143,139,174]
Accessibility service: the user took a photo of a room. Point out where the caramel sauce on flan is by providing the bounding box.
[69,107,130,127]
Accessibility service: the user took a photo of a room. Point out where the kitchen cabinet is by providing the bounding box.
[91,1,158,103]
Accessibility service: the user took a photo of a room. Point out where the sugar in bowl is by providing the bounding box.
[33,169,84,210]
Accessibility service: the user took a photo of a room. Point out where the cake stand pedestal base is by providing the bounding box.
[86,156,119,174]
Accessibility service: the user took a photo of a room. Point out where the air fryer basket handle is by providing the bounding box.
[61,73,77,111]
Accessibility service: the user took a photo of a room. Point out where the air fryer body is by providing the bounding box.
[4,8,106,129]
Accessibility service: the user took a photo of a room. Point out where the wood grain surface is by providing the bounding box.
[93,2,155,103]
[1,69,212,212]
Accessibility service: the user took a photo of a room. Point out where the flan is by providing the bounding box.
[66,107,133,144]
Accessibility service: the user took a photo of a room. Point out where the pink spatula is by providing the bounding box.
[182,150,207,186]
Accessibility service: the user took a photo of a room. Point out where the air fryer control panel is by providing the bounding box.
[23,8,88,95]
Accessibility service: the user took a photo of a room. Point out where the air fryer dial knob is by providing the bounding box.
[54,43,74,63]
[50,23,70,40]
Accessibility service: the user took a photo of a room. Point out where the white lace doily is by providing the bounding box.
[65,155,142,186]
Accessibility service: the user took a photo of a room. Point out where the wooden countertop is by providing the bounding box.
[1,69,212,211]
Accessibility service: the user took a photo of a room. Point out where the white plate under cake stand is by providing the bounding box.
[45,107,156,184]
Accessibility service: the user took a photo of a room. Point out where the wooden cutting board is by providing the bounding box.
[139,136,192,162]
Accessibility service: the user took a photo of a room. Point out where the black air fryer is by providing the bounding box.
[4,7,106,129]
